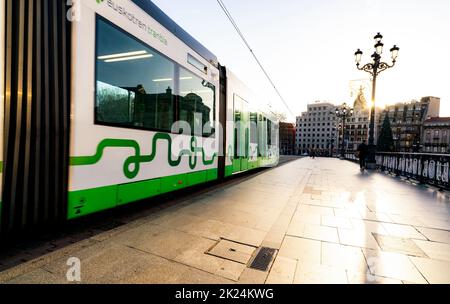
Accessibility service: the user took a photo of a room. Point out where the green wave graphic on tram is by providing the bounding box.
[69,133,217,179]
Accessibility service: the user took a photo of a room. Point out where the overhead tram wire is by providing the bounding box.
[216,0,293,116]
[216,0,294,117]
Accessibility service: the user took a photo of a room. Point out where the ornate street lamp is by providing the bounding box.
[354,33,399,169]
[334,103,354,158]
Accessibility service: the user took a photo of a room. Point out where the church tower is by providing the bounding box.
[346,86,370,151]
[353,86,368,110]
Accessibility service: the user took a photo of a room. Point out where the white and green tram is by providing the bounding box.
[0,0,279,234]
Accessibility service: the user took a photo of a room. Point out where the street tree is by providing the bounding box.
[377,115,395,152]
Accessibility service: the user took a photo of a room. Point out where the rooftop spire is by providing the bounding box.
[353,86,367,110]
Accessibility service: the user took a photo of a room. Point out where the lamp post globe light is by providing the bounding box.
[334,103,354,158]
[355,33,399,169]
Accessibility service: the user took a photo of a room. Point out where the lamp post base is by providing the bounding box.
[365,161,377,170]
[365,144,377,170]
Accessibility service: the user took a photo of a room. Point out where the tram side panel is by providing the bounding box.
[261,118,279,168]
[225,70,250,175]
[258,118,279,168]
[68,0,220,219]
[1,0,72,234]
[225,69,279,174]
[0,0,4,221]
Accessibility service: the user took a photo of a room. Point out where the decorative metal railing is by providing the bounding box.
[344,151,450,190]
[344,152,358,161]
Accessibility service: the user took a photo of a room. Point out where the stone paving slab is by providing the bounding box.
[363,249,428,283]
[1,157,450,284]
[409,257,450,284]
[207,239,256,264]
[416,227,450,244]
[372,234,428,257]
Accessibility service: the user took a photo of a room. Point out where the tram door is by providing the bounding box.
[233,95,249,173]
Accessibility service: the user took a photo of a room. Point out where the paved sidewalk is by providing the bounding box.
[1,157,450,284]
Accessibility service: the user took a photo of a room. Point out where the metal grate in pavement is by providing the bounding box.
[249,247,277,272]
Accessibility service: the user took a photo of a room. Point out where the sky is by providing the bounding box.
[152,0,450,121]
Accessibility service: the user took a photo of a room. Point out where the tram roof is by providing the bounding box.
[132,0,218,66]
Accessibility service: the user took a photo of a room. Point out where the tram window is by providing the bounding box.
[267,120,272,146]
[179,67,215,136]
[260,116,267,157]
[234,95,243,158]
[250,112,258,144]
[95,17,175,132]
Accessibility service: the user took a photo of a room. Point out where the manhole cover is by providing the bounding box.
[207,239,256,264]
[372,233,428,257]
[249,247,277,272]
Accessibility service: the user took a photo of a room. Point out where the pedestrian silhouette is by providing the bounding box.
[357,141,368,171]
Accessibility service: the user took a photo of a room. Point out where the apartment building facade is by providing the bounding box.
[378,97,440,152]
[295,102,338,155]
[422,117,450,153]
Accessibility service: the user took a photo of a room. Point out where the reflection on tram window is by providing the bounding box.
[95,17,175,131]
[233,94,244,158]
[96,82,135,123]
[250,112,258,144]
[179,67,215,137]
[267,119,272,146]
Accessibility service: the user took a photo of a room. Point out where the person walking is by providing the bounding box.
[357,141,368,171]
